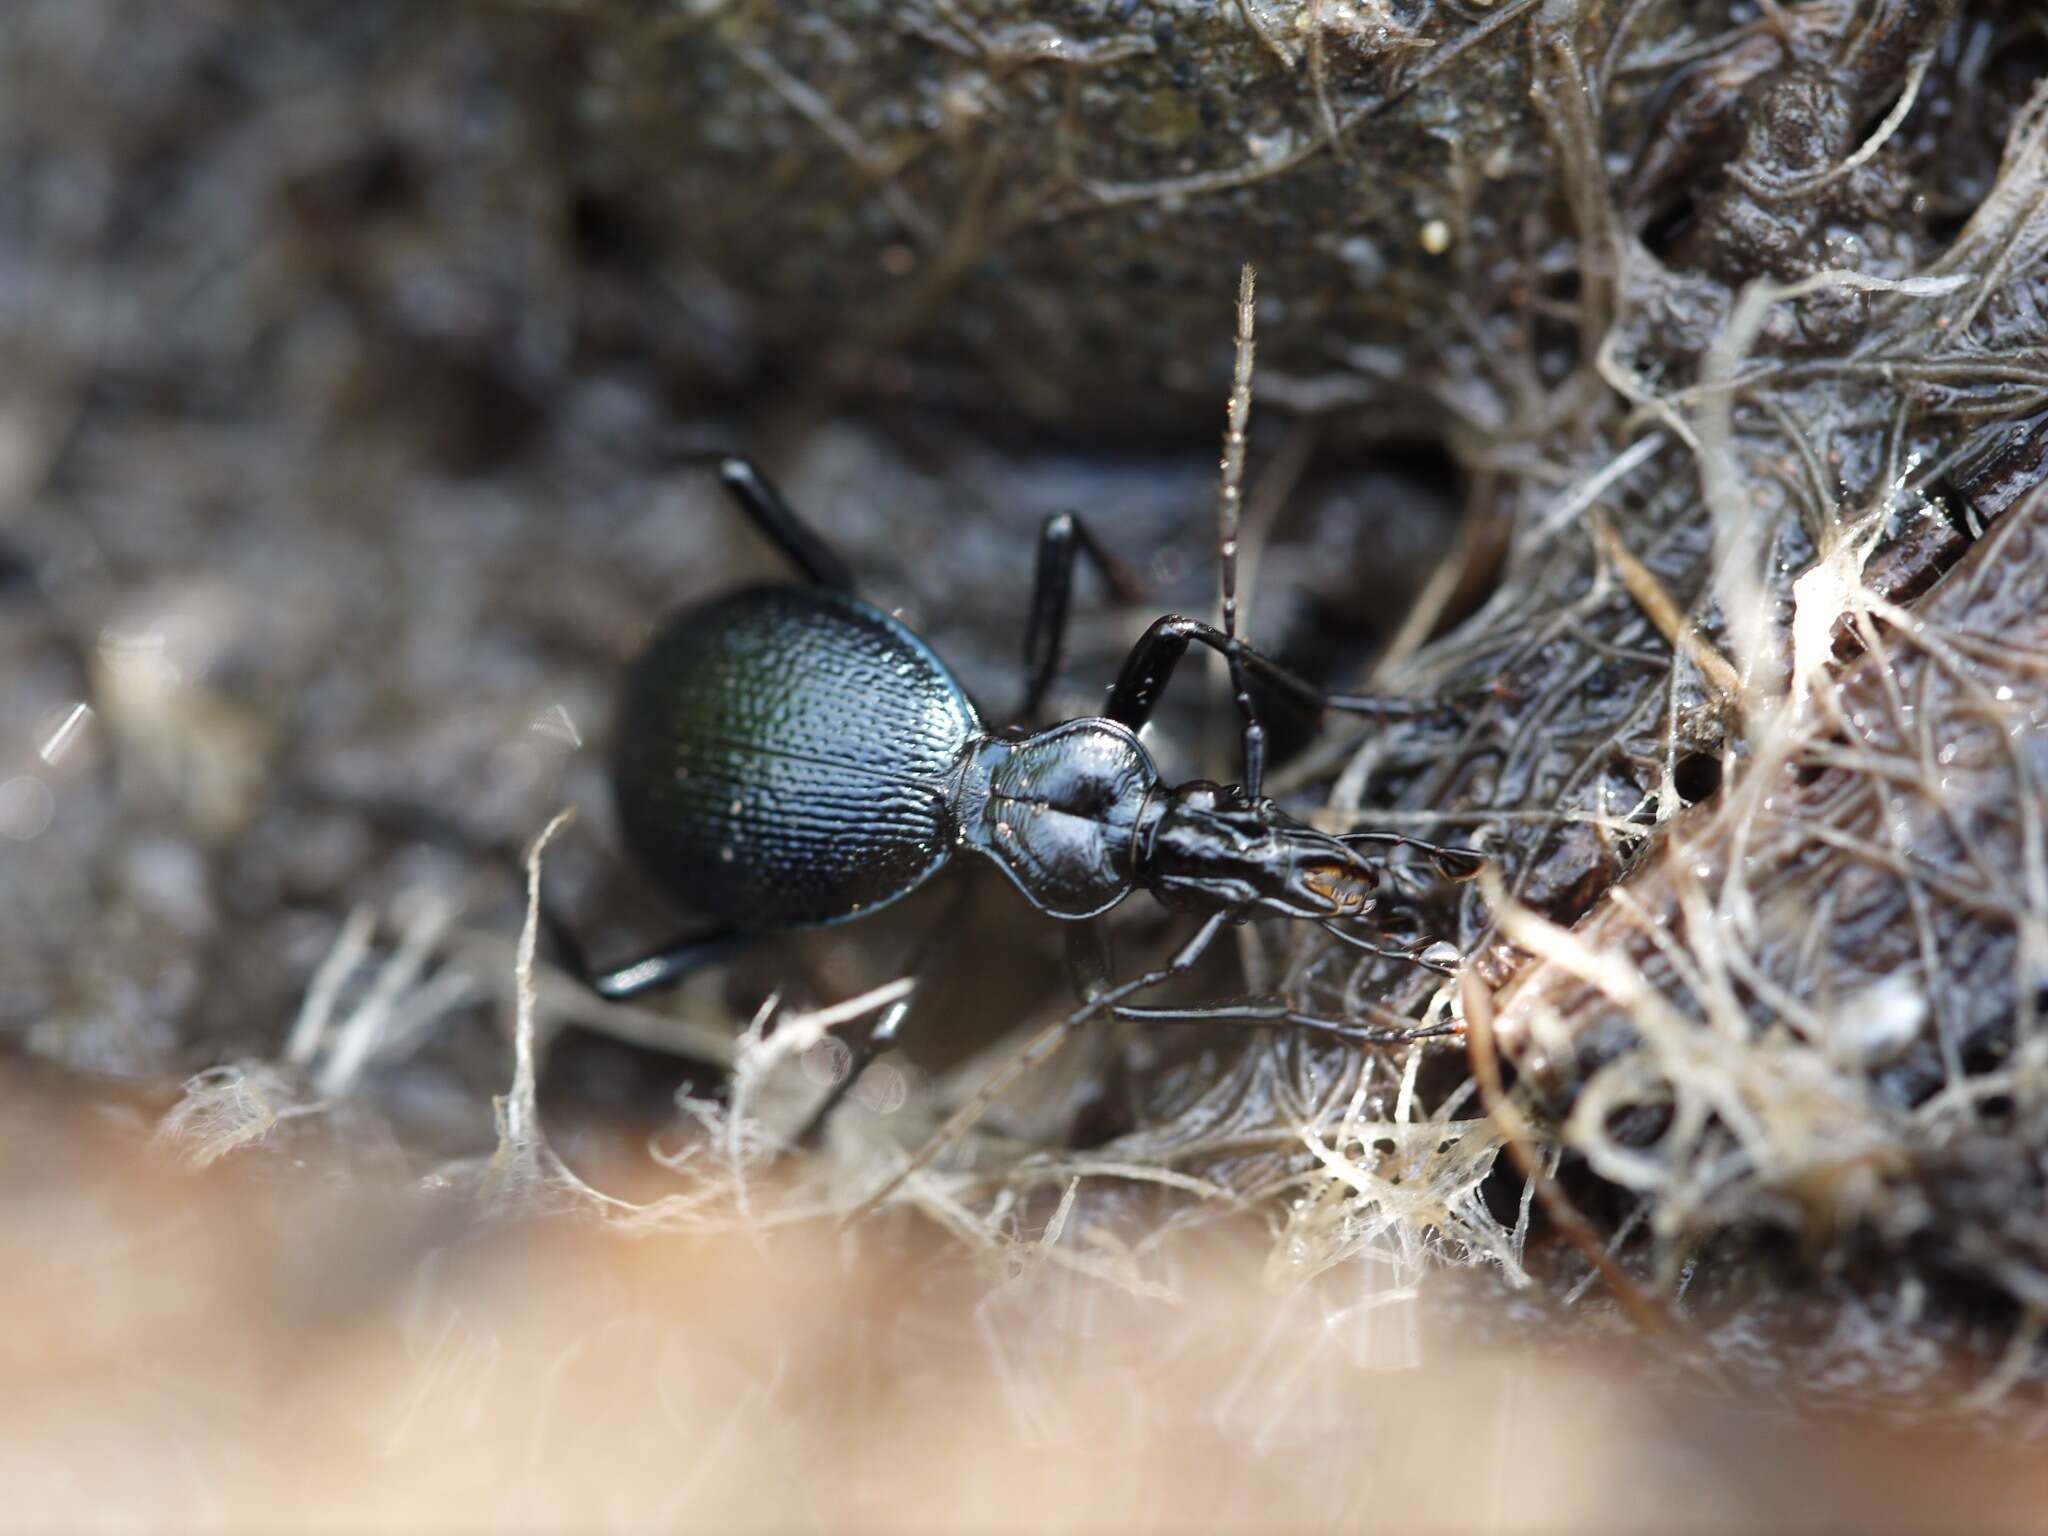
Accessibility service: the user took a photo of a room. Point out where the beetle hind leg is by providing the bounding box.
[1013,513,1144,728]
[569,927,751,1001]
[671,451,858,592]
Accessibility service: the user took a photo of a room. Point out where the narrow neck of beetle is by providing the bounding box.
[945,734,1010,857]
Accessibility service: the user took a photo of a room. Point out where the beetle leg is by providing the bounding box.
[790,982,918,1149]
[845,910,1234,1220]
[672,451,859,592]
[285,785,753,1006]
[792,888,974,1148]
[1063,917,1117,1001]
[1103,616,1454,798]
[572,928,751,1001]
[1108,998,1458,1045]
[1014,513,1144,727]
[1103,616,1254,784]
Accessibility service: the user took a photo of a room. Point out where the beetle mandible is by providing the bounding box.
[558,267,1480,1133]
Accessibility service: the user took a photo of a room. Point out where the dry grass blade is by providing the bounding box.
[1461,970,1686,1345]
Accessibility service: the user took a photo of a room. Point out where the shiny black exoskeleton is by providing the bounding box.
[565,451,1480,1132]
[613,577,1412,934]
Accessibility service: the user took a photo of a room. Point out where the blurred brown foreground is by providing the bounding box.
[0,1067,2041,1536]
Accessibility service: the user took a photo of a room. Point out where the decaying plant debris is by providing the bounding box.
[5,0,2048,1442]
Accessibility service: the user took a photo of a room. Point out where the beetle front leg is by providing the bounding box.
[1107,616,1460,732]
[1103,616,1451,798]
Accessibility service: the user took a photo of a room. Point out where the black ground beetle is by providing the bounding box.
[552,268,1480,1144]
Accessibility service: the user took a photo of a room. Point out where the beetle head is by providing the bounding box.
[1141,781,1379,920]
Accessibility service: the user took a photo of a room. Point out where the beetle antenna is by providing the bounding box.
[1317,920,1462,975]
[1336,829,1487,881]
[1217,262,1270,797]
[1219,261,1256,650]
